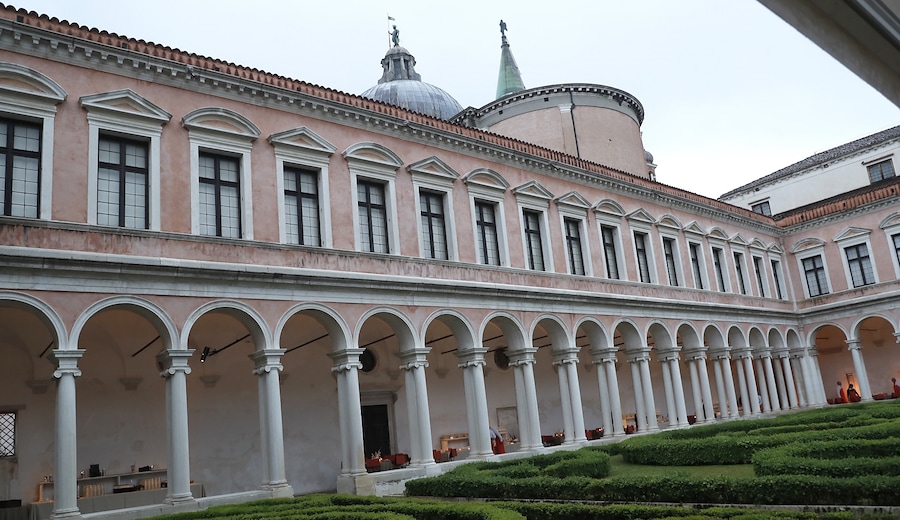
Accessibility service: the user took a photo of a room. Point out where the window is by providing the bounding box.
[689,242,704,289]
[96,135,149,228]
[358,180,389,253]
[0,117,41,218]
[283,165,320,246]
[662,237,679,286]
[474,200,501,266]
[634,232,651,283]
[803,255,829,297]
[771,259,784,299]
[893,233,900,271]
[419,190,448,260]
[733,252,747,295]
[753,256,767,297]
[199,152,241,238]
[564,217,585,275]
[0,411,14,457]
[867,159,895,183]
[712,246,726,292]
[523,209,545,271]
[751,201,772,216]
[845,243,875,287]
[601,225,620,279]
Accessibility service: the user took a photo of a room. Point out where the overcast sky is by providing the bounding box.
[16,0,899,199]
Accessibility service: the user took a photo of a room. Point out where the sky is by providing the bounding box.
[13,0,899,199]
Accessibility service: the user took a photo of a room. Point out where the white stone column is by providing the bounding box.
[712,356,727,419]
[698,355,715,422]
[629,358,647,432]
[564,359,586,442]
[743,356,760,415]
[593,348,624,437]
[660,357,676,427]
[156,349,195,504]
[509,348,542,450]
[49,349,83,520]
[669,358,689,426]
[250,349,292,496]
[688,357,702,422]
[555,361,575,442]
[456,348,493,458]
[399,348,435,467]
[755,358,770,412]
[593,357,613,435]
[772,355,787,410]
[781,355,799,409]
[735,355,749,416]
[330,348,370,495]
[721,356,740,418]
[810,350,827,404]
[790,356,808,407]
[847,340,873,402]
[639,355,659,431]
[763,355,779,411]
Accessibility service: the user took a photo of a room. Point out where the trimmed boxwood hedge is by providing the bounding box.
[752,437,900,477]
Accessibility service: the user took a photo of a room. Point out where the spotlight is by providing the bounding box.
[201,346,211,363]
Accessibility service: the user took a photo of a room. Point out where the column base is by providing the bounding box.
[164,493,197,505]
[261,482,294,498]
[50,507,81,520]
[336,473,375,495]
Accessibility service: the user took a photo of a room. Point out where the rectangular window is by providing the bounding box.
[867,159,895,183]
[753,256,766,297]
[751,201,772,216]
[97,135,148,229]
[523,209,545,271]
[845,243,875,287]
[419,190,448,260]
[771,259,784,299]
[803,255,829,297]
[634,231,651,283]
[712,247,726,292]
[474,200,500,266]
[689,242,704,289]
[662,237,678,286]
[601,225,620,279]
[0,118,41,218]
[0,411,14,457]
[199,152,241,238]
[358,180,389,253]
[893,233,900,271]
[283,165,321,246]
[564,218,585,275]
[733,252,747,295]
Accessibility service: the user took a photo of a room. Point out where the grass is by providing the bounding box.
[607,454,755,479]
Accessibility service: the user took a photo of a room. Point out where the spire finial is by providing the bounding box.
[500,19,508,44]
[390,24,400,47]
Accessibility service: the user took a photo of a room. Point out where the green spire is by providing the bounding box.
[496,19,525,99]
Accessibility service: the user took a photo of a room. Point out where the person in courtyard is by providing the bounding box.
[892,377,900,398]
[847,383,861,402]
[489,426,505,454]
[837,381,848,403]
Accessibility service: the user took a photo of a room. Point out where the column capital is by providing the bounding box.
[710,349,731,360]
[398,347,430,371]
[894,332,900,344]
[250,348,286,375]
[157,349,194,378]
[626,347,651,363]
[506,346,538,366]
[455,347,488,368]
[589,345,618,364]
[329,347,364,373]
[682,348,707,361]
[552,347,580,366]
[846,339,863,351]
[49,349,84,378]
[656,348,681,362]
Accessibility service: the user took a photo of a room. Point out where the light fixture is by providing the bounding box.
[200,346,211,363]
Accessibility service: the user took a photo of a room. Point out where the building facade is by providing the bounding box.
[0,6,898,520]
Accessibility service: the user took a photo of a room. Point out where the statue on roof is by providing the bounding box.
[390,25,400,47]
[500,19,507,38]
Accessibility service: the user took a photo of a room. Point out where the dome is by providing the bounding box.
[644,149,655,164]
[361,34,463,120]
[362,80,463,120]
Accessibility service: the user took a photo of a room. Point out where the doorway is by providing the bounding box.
[362,404,392,457]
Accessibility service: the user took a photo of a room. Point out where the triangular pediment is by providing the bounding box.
[0,62,66,104]
[832,226,872,243]
[682,220,708,236]
[80,89,171,124]
[791,237,826,253]
[407,156,459,181]
[593,199,626,217]
[182,107,260,140]
[342,142,403,168]
[513,180,554,201]
[767,243,785,254]
[555,191,591,210]
[625,208,656,224]
[268,127,336,156]
[729,233,750,247]
[463,168,509,191]
[657,213,682,230]
[708,227,729,241]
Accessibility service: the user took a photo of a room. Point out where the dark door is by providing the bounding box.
[361,404,391,457]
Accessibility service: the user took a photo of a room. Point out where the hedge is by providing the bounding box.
[752,438,900,477]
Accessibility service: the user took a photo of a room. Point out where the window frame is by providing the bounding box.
[834,228,878,290]
[95,134,150,229]
[750,200,772,216]
[410,157,459,261]
[770,256,786,300]
[710,244,730,292]
[356,179,391,254]
[184,108,259,240]
[473,198,503,266]
[597,220,624,280]
[514,181,554,272]
[269,127,335,248]
[281,164,322,247]
[563,216,587,275]
[0,117,42,219]
[198,151,243,238]
[632,230,654,283]
[732,250,749,295]
[344,143,402,255]
[465,169,511,267]
[688,240,707,290]
[418,188,450,260]
[522,208,548,271]
[82,89,170,231]
[866,158,895,183]
[556,193,592,277]
[752,254,768,298]
[660,234,682,287]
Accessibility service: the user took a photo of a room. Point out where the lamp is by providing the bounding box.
[200,334,250,363]
[200,346,211,363]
